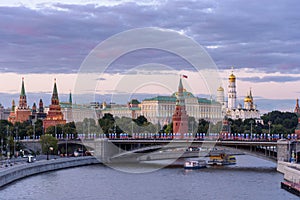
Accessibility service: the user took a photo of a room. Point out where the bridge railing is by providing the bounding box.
[18,132,298,142]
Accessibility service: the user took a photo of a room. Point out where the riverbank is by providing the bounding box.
[0,156,101,188]
[277,161,300,197]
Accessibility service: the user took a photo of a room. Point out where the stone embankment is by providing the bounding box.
[277,161,300,183]
[277,161,300,196]
[0,157,101,188]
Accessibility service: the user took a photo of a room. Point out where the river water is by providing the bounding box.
[0,155,298,200]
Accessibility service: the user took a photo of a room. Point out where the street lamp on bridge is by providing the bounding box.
[250,120,254,140]
[268,121,272,135]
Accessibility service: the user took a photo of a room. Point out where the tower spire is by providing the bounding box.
[52,78,58,100]
[21,77,26,96]
[178,77,183,93]
[18,77,28,109]
[69,90,72,104]
[295,98,300,114]
[51,78,59,105]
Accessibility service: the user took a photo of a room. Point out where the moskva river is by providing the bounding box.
[1,155,298,200]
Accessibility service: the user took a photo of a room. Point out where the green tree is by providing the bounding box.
[197,119,209,133]
[45,125,63,136]
[98,113,116,135]
[164,122,173,134]
[133,115,149,126]
[40,135,58,157]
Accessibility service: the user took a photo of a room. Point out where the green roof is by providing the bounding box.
[143,96,176,102]
[198,98,220,105]
[171,91,195,98]
[129,99,140,104]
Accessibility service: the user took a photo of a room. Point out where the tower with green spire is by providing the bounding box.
[8,78,31,123]
[19,77,28,109]
[43,78,66,131]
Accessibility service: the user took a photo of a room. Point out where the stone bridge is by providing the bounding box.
[20,139,300,163]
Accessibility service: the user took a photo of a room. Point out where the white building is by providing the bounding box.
[217,68,260,120]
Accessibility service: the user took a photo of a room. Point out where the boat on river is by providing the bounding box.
[207,150,236,166]
[184,160,207,169]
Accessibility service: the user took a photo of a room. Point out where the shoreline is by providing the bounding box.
[0,156,101,188]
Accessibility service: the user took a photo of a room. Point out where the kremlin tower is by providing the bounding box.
[43,79,66,131]
[8,78,31,123]
[294,99,300,139]
[172,78,189,138]
[227,67,237,109]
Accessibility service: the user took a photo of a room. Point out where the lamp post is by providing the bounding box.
[64,130,68,157]
[6,125,10,159]
[0,137,2,159]
[268,121,272,138]
[55,125,57,139]
[250,120,254,140]
[131,121,134,137]
[14,127,18,164]
[33,124,35,140]
[49,146,53,160]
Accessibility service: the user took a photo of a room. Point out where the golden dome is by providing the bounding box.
[217,86,224,91]
[244,96,252,102]
[229,73,236,82]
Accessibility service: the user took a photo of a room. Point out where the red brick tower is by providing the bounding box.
[294,99,300,139]
[43,79,66,131]
[172,78,188,138]
[8,78,31,123]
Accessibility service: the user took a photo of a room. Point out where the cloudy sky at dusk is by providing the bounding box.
[0,0,299,112]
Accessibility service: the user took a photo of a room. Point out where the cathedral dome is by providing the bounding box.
[229,73,236,82]
[217,86,224,91]
[244,95,252,102]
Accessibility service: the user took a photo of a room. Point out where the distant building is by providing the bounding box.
[0,104,10,120]
[217,68,260,120]
[30,99,47,123]
[43,79,66,131]
[60,91,74,123]
[8,78,31,123]
[141,89,222,125]
[101,100,141,119]
[99,78,222,127]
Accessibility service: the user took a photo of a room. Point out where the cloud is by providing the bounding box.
[240,76,300,83]
[0,0,299,75]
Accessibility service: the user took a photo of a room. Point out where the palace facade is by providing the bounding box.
[99,78,222,126]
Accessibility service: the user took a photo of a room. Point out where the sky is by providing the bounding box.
[0,0,300,113]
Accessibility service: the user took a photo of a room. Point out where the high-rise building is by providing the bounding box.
[43,79,66,131]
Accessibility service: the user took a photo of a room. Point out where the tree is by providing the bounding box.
[98,113,116,135]
[45,125,63,136]
[164,122,173,134]
[40,135,58,158]
[133,115,149,126]
[63,122,77,138]
[197,119,209,133]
